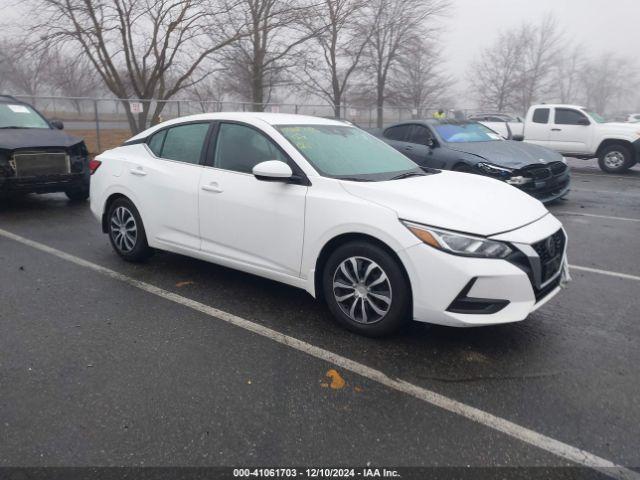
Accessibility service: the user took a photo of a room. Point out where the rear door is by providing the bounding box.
[524,107,552,147]
[405,124,440,168]
[125,122,211,251]
[382,125,413,156]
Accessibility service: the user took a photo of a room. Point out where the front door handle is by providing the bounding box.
[202,182,223,193]
[129,167,147,176]
[404,146,414,151]
[551,128,562,132]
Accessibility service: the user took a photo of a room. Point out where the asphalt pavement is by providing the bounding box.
[0,161,638,478]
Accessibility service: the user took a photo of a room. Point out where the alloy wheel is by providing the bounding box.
[603,151,625,169]
[332,256,392,324]
[110,206,138,253]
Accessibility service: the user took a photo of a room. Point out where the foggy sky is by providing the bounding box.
[444,0,640,105]
[1,0,639,108]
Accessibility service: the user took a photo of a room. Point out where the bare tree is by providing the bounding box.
[222,0,321,111]
[363,0,449,128]
[0,40,54,97]
[469,14,562,114]
[389,37,452,117]
[48,51,104,113]
[513,14,562,113]
[186,71,230,112]
[468,29,523,112]
[553,45,585,104]
[27,0,249,133]
[296,0,370,118]
[582,53,638,114]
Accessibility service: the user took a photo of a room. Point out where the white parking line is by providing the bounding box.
[570,265,640,282]
[1,227,638,478]
[555,211,640,223]
[571,171,640,181]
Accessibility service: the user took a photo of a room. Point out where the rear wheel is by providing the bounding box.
[107,197,153,262]
[598,144,634,173]
[65,183,90,202]
[322,241,411,337]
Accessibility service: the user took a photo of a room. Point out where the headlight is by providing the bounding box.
[402,221,512,258]
[476,162,512,176]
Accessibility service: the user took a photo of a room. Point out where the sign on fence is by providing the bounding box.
[129,102,144,114]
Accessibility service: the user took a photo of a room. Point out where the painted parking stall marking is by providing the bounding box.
[0,226,638,480]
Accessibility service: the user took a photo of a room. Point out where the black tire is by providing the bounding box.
[65,184,90,202]
[322,241,411,337]
[597,144,634,173]
[106,197,153,262]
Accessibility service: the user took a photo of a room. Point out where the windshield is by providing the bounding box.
[583,110,607,124]
[434,122,503,143]
[277,124,423,181]
[0,103,50,129]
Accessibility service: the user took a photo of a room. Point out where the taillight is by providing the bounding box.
[89,159,102,175]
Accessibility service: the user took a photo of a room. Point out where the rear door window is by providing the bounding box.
[150,123,210,164]
[532,108,550,124]
[407,125,433,145]
[384,125,409,141]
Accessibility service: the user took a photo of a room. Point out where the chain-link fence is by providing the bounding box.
[8,95,473,154]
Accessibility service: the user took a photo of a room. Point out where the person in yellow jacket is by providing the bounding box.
[433,109,446,120]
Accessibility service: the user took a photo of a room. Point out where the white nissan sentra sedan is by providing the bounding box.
[90,113,569,337]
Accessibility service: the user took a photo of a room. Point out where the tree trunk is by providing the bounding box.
[376,88,384,129]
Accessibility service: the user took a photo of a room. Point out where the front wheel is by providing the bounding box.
[322,241,411,337]
[107,198,153,262]
[598,145,634,173]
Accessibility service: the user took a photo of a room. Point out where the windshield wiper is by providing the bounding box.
[390,171,426,180]
[338,177,374,182]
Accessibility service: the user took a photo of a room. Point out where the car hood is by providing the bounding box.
[444,140,562,168]
[0,129,83,151]
[341,171,548,236]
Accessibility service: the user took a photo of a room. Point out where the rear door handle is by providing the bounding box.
[129,167,147,176]
[551,128,562,132]
[404,146,414,151]
[201,182,223,193]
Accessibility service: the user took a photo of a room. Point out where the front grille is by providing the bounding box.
[12,152,70,178]
[549,161,568,175]
[532,229,566,283]
[506,229,566,303]
[520,164,551,180]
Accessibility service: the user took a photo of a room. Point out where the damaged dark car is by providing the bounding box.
[0,95,91,201]
[381,120,570,204]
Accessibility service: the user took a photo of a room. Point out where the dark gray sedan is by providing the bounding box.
[380,120,570,204]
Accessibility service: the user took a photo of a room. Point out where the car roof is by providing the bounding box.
[385,119,475,129]
[0,95,25,104]
[128,112,348,142]
[531,104,587,109]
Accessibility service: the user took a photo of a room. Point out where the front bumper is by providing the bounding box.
[399,214,569,327]
[0,172,88,195]
[512,163,571,204]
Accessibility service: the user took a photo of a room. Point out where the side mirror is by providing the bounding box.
[253,160,293,182]
[512,134,525,142]
[426,138,435,148]
[50,119,64,130]
[577,118,590,126]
